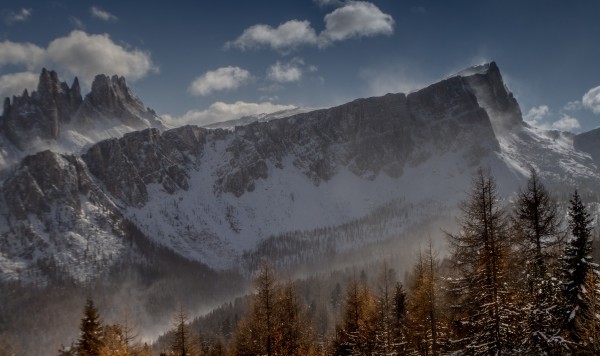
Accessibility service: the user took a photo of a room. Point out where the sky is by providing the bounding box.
[1,0,600,132]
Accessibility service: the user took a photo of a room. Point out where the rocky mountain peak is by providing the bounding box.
[73,73,163,129]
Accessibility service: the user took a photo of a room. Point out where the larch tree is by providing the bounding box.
[512,169,564,352]
[170,306,196,356]
[77,298,104,356]
[446,169,517,354]
[561,190,598,350]
[373,261,397,355]
[233,262,279,356]
[333,275,376,355]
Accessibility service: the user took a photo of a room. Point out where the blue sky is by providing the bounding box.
[1,1,600,131]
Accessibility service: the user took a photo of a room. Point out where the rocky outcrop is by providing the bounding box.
[0,69,82,149]
[73,74,164,129]
[82,128,190,206]
[0,69,163,157]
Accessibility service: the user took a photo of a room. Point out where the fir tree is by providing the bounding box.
[561,190,596,349]
[512,169,563,352]
[77,298,104,356]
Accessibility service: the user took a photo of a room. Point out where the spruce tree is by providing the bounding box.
[76,298,104,356]
[512,169,563,352]
[561,190,596,349]
[446,169,517,354]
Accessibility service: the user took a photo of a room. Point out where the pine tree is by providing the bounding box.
[561,190,596,349]
[446,169,517,354]
[77,298,104,356]
[512,169,563,352]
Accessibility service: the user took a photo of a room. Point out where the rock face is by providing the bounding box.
[2,61,600,282]
[0,69,164,161]
[74,74,164,129]
[0,69,82,149]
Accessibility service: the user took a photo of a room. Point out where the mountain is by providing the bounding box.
[0,68,164,172]
[2,62,600,284]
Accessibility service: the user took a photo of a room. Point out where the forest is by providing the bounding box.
[30,169,600,355]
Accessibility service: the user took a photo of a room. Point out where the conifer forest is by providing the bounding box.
[46,169,600,355]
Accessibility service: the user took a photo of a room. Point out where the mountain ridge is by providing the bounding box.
[2,62,600,282]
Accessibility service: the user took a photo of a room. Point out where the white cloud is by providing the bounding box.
[320,1,394,44]
[313,0,345,7]
[0,71,38,101]
[551,114,580,131]
[70,16,86,30]
[90,6,118,22]
[0,31,156,86]
[524,105,549,126]
[188,66,251,97]
[0,41,45,69]
[45,31,155,84]
[583,85,600,114]
[226,20,318,52]
[267,59,304,83]
[563,100,582,112]
[227,1,394,52]
[163,101,297,126]
[5,8,32,25]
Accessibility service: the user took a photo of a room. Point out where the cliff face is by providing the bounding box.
[1,69,82,149]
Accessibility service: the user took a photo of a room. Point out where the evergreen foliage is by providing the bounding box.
[77,299,104,356]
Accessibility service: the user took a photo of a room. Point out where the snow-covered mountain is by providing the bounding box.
[2,62,600,283]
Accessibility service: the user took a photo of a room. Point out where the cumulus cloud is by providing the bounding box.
[320,1,394,44]
[227,1,394,52]
[4,8,32,25]
[226,20,318,52]
[0,41,45,69]
[90,6,118,22]
[583,85,600,114]
[524,105,549,126]
[267,59,304,83]
[551,114,580,131]
[0,31,157,86]
[188,66,251,97]
[46,31,155,84]
[0,71,38,101]
[163,101,297,126]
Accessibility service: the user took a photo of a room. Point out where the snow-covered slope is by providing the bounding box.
[2,62,600,282]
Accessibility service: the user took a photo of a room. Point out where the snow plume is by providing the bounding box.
[524,105,549,126]
[551,114,581,132]
[162,101,297,127]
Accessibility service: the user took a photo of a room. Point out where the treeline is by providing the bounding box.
[60,169,600,355]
